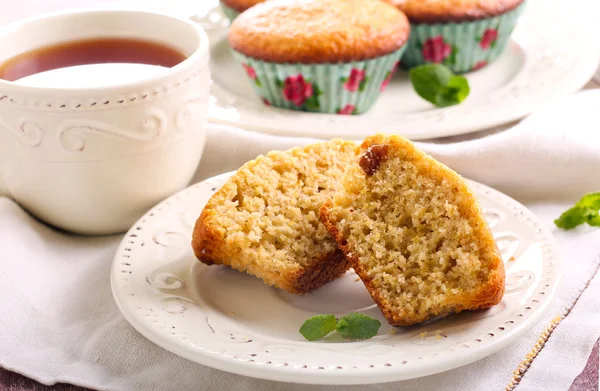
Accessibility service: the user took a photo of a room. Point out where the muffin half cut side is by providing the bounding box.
[193,140,359,294]
[321,134,505,325]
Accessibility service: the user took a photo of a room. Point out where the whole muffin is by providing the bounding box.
[220,0,265,21]
[228,0,410,115]
[389,0,525,73]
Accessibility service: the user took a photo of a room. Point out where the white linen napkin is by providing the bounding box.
[195,89,600,203]
[1,90,600,391]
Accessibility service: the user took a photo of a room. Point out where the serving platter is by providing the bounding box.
[202,0,597,140]
[111,172,560,385]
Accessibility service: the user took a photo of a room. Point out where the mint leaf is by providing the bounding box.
[409,64,452,102]
[555,192,600,230]
[554,206,587,229]
[409,64,469,107]
[576,193,600,209]
[435,75,470,107]
[587,213,600,226]
[335,313,381,340]
[299,314,337,341]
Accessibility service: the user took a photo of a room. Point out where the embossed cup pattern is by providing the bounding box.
[0,10,211,234]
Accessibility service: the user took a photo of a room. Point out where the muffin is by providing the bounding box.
[228,0,410,114]
[192,140,360,294]
[220,0,265,21]
[321,134,505,326]
[388,0,525,73]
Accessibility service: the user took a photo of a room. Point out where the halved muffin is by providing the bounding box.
[321,134,505,325]
[192,140,359,294]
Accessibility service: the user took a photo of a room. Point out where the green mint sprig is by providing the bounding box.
[409,64,470,108]
[299,314,337,341]
[555,193,600,230]
[335,313,381,340]
[299,313,381,341]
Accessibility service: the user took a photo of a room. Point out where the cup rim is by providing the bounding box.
[0,8,209,94]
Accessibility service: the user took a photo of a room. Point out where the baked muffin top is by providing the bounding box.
[221,0,265,13]
[388,0,524,23]
[228,0,410,63]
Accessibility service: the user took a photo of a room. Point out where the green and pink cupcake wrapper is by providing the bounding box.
[401,2,525,73]
[220,2,240,21]
[232,46,406,115]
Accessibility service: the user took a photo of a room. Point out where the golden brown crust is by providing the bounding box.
[289,251,351,294]
[192,178,345,294]
[195,210,348,294]
[193,201,350,294]
[321,134,505,326]
[192,207,221,265]
[228,0,410,63]
[387,0,525,24]
[221,0,265,13]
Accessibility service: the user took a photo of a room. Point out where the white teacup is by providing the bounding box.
[0,10,210,235]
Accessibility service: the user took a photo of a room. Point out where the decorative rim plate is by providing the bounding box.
[111,172,560,385]
[203,1,597,140]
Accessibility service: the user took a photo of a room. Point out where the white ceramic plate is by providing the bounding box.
[111,172,560,385]
[204,1,598,140]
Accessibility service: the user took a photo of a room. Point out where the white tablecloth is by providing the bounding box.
[1,89,600,391]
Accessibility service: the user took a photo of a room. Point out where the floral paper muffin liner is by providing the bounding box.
[220,2,240,21]
[232,47,406,114]
[401,2,525,73]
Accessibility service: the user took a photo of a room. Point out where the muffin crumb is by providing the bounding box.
[193,140,359,294]
[321,134,505,326]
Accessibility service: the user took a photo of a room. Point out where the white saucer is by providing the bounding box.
[110,172,560,385]
[203,1,597,140]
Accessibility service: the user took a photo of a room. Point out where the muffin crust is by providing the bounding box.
[221,0,265,13]
[228,0,410,63]
[388,0,525,23]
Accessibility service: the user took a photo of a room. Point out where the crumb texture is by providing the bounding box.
[228,0,410,63]
[321,134,504,325]
[387,0,524,23]
[193,140,359,294]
